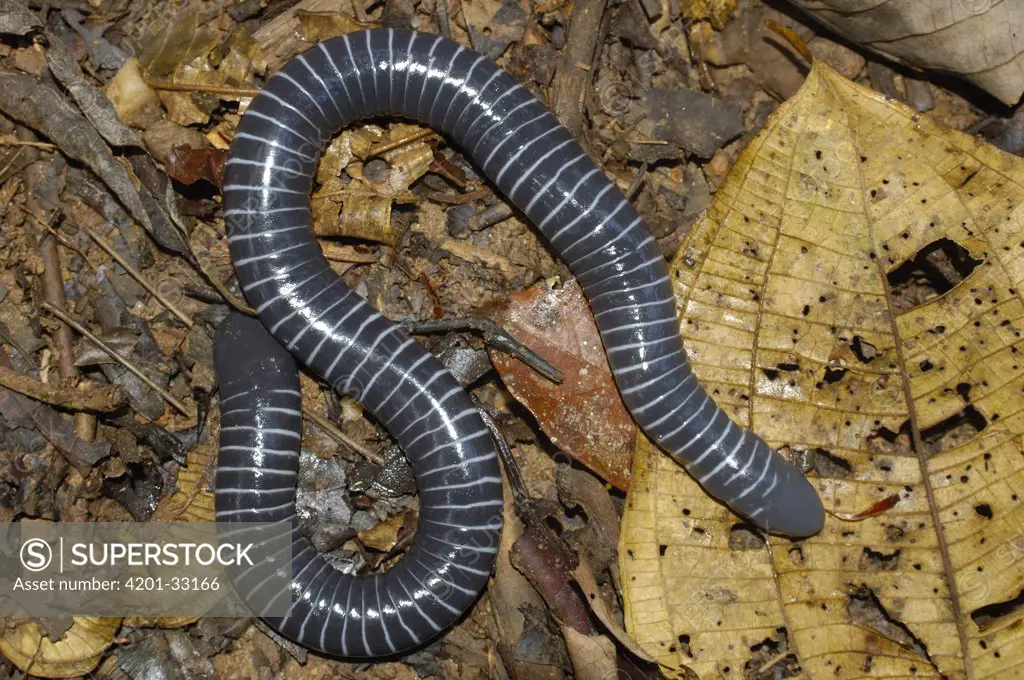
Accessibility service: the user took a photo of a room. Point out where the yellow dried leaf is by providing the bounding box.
[143,435,217,627]
[0,617,119,678]
[621,61,1024,680]
[138,14,266,126]
[152,436,216,523]
[358,513,408,552]
[311,124,432,246]
[679,0,737,29]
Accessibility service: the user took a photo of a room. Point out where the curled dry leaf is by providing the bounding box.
[790,0,1024,106]
[311,124,432,246]
[489,279,636,490]
[0,617,120,678]
[620,60,1024,679]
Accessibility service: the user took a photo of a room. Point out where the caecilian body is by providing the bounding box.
[216,28,824,659]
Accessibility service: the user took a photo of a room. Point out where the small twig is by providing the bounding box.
[31,160,99,441]
[550,0,610,139]
[0,139,56,149]
[403,316,564,383]
[146,80,260,97]
[0,363,126,412]
[474,401,534,513]
[626,161,648,201]
[365,128,436,159]
[303,410,383,465]
[437,0,452,38]
[79,223,194,327]
[467,202,512,231]
[40,302,193,417]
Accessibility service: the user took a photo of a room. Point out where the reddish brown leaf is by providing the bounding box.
[168,146,226,186]
[488,279,636,490]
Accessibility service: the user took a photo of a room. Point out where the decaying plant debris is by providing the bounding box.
[0,0,1020,678]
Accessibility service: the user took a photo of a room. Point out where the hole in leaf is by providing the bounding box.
[972,589,1024,631]
[796,447,853,477]
[728,523,765,550]
[921,405,988,452]
[848,586,933,662]
[887,238,984,313]
[677,634,693,658]
[746,629,800,679]
[850,336,877,363]
[823,366,848,384]
[859,547,901,571]
[974,503,993,519]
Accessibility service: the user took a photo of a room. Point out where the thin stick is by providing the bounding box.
[0,139,56,149]
[146,80,260,97]
[40,302,193,416]
[366,128,436,159]
[404,316,564,383]
[79,223,194,327]
[34,215,95,272]
[437,0,452,38]
[303,410,383,465]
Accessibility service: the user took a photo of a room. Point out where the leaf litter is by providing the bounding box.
[0,0,1019,678]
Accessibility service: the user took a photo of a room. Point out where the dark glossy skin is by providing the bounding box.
[217,28,825,659]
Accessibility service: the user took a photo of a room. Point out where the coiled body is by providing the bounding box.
[217,28,824,658]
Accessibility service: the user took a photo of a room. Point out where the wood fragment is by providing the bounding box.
[549,0,609,139]
[0,363,126,412]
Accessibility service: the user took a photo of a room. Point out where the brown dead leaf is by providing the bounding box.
[167,147,226,187]
[621,60,1024,679]
[0,617,120,678]
[489,279,636,490]
[791,0,1024,106]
